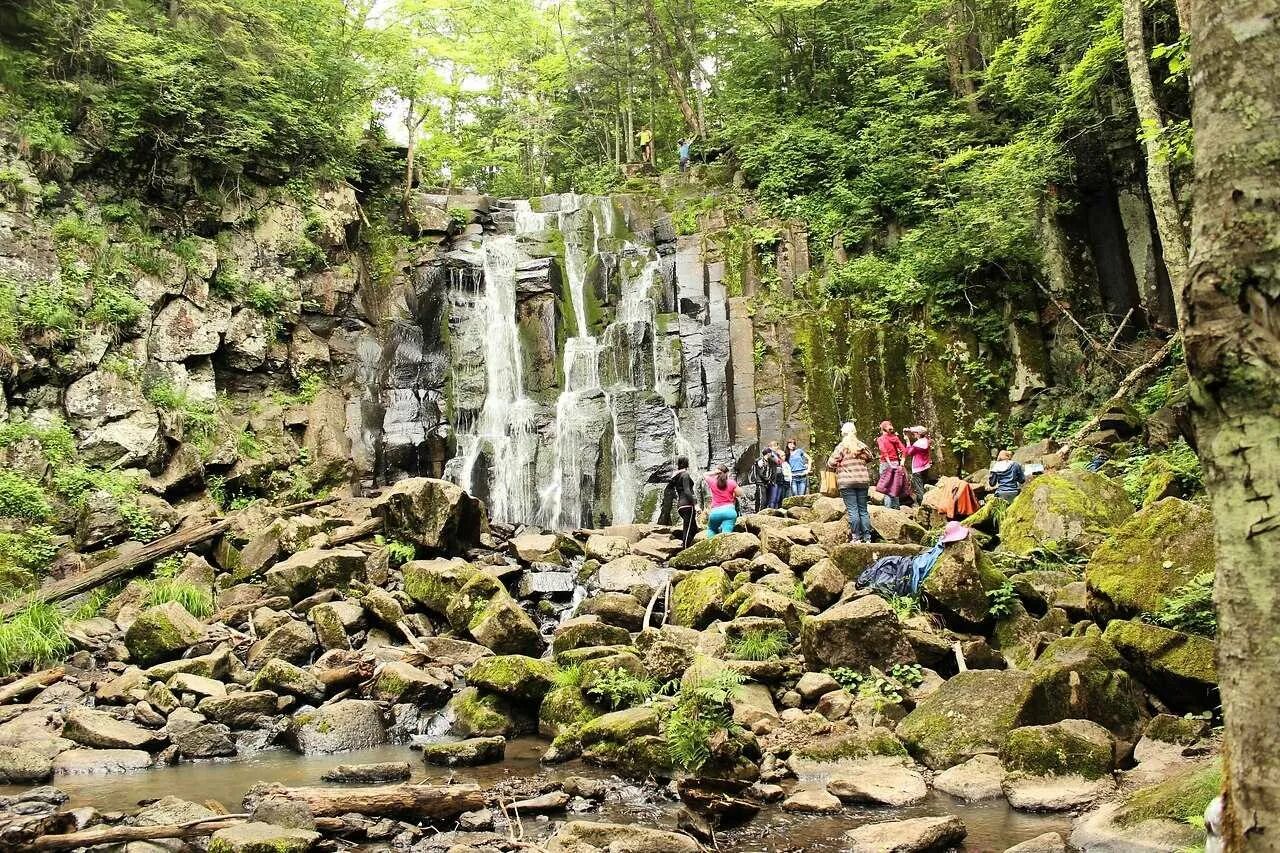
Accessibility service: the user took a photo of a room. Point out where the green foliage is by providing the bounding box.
[0,471,52,521]
[1118,439,1203,506]
[554,664,584,689]
[68,582,124,621]
[52,465,158,541]
[665,669,746,773]
[383,538,416,567]
[827,666,864,692]
[886,594,922,621]
[446,207,471,228]
[986,581,1017,619]
[1147,571,1216,638]
[143,578,213,618]
[0,526,59,575]
[889,663,924,688]
[586,667,656,710]
[0,419,77,463]
[0,602,71,674]
[727,629,790,661]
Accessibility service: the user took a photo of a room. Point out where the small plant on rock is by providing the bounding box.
[587,667,655,710]
[665,669,746,772]
[376,536,415,567]
[727,628,790,661]
[889,663,924,688]
[827,667,864,692]
[986,581,1017,619]
[1148,571,1216,637]
[143,578,213,618]
[0,602,71,674]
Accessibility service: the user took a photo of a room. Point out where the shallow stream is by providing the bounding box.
[4,738,1072,851]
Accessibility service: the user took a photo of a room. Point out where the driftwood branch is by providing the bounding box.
[25,815,348,852]
[0,667,64,705]
[0,520,232,619]
[327,517,382,547]
[1057,336,1180,461]
[246,782,484,820]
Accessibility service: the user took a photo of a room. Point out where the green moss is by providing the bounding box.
[467,654,557,702]
[1000,722,1113,780]
[1086,498,1215,619]
[795,727,908,761]
[584,734,674,775]
[403,561,478,615]
[1115,763,1221,828]
[1025,634,1146,738]
[447,686,515,737]
[538,685,600,738]
[670,566,730,628]
[1000,470,1133,557]
[551,621,631,656]
[897,669,1037,770]
[1102,619,1217,691]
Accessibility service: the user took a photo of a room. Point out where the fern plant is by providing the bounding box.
[586,667,655,710]
[986,582,1017,619]
[665,670,746,772]
[1148,571,1216,637]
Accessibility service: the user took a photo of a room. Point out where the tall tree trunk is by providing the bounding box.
[1174,0,1191,36]
[640,0,701,135]
[1122,0,1191,328]
[946,2,980,116]
[1185,0,1280,849]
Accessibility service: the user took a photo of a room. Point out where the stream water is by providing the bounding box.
[7,739,1072,851]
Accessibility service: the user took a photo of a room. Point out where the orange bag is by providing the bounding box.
[820,469,840,498]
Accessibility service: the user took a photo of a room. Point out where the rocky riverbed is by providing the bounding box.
[0,470,1221,852]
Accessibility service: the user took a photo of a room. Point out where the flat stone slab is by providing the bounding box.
[53,748,152,775]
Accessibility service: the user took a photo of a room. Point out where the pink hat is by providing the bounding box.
[941,521,970,544]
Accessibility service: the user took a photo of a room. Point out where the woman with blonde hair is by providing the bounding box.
[827,422,874,543]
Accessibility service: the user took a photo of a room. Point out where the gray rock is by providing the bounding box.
[149,298,223,362]
[53,748,152,774]
[247,620,316,666]
[252,658,325,703]
[420,736,506,766]
[1002,772,1116,812]
[207,821,319,853]
[0,745,53,783]
[545,820,701,853]
[1003,833,1067,853]
[265,547,365,601]
[931,754,1007,801]
[124,602,207,666]
[371,477,487,554]
[63,707,163,750]
[827,758,928,806]
[288,699,386,754]
[197,691,279,728]
[800,594,915,672]
[781,786,843,813]
[165,708,236,759]
[320,762,411,782]
[843,815,968,852]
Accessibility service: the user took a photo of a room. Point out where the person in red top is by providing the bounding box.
[875,420,908,509]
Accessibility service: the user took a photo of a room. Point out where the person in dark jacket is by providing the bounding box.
[988,450,1026,501]
[663,456,700,547]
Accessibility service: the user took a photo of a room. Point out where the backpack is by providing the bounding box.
[752,456,771,485]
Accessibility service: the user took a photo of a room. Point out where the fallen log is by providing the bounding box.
[0,520,232,619]
[25,815,347,852]
[326,516,382,547]
[0,666,65,705]
[245,782,484,820]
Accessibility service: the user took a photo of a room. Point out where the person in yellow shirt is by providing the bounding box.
[637,127,654,164]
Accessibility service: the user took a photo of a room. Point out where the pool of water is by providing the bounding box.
[5,739,1071,851]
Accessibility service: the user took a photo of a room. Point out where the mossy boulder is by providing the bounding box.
[420,735,506,766]
[447,573,542,656]
[668,532,759,569]
[1000,470,1132,557]
[467,655,557,704]
[897,669,1037,770]
[794,727,908,762]
[829,543,923,580]
[208,822,318,853]
[446,686,524,738]
[1000,720,1115,780]
[1114,760,1220,826]
[1102,619,1217,709]
[578,704,661,745]
[582,734,675,775]
[263,545,365,601]
[402,558,477,616]
[538,686,601,739]
[580,651,649,699]
[288,699,387,754]
[1024,634,1147,740]
[125,601,207,666]
[251,658,324,703]
[552,618,632,657]
[670,566,731,628]
[370,476,488,554]
[800,594,915,672]
[1009,570,1078,610]
[961,497,1007,535]
[1085,498,1215,621]
[921,536,1007,627]
[1068,761,1219,852]
[370,661,450,704]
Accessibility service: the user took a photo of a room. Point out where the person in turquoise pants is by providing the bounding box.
[703,464,742,537]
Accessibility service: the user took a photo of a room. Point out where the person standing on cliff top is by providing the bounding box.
[637,127,654,164]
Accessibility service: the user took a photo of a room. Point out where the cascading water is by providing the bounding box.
[447,206,542,525]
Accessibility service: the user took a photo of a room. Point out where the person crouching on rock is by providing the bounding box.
[829,422,874,543]
[988,449,1026,502]
[705,463,743,538]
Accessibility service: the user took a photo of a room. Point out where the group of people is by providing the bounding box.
[749,439,812,510]
[634,126,694,174]
[663,417,1029,549]
[827,420,933,542]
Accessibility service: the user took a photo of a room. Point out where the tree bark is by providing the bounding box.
[244,782,484,820]
[1122,0,1191,329]
[0,519,231,619]
[1185,0,1280,849]
[640,0,701,136]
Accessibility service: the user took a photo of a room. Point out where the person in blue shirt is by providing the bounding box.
[785,438,811,497]
[987,449,1026,501]
[678,139,692,173]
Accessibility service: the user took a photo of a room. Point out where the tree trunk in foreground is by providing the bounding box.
[1186,1,1280,849]
[1122,0,1190,328]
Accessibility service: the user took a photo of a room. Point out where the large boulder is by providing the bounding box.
[843,816,967,853]
[421,736,506,766]
[800,595,915,671]
[1000,470,1133,556]
[1085,499,1215,620]
[597,554,667,592]
[829,543,923,580]
[63,707,163,749]
[668,532,759,569]
[1024,635,1148,741]
[1102,619,1217,709]
[1000,720,1116,779]
[446,686,523,738]
[545,821,701,853]
[402,558,477,615]
[670,567,731,628]
[288,700,386,754]
[263,546,365,601]
[251,659,325,703]
[448,573,542,655]
[370,661,450,704]
[898,669,1036,770]
[371,477,487,554]
[247,620,317,666]
[208,822,319,853]
[0,746,53,783]
[921,536,1007,627]
[467,655,557,704]
[124,602,207,665]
